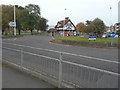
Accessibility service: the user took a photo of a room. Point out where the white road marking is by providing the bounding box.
[3,47,59,61]
[13,38,17,40]
[6,38,17,41]
[63,60,120,76]
[3,47,119,76]
[2,42,119,64]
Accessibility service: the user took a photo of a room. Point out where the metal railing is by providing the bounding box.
[2,43,119,88]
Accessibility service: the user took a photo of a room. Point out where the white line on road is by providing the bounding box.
[6,38,17,41]
[3,47,59,61]
[2,42,119,64]
[3,47,120,76]
[62,60,120,76]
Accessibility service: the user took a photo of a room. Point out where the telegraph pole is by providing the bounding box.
[14,3,16,36]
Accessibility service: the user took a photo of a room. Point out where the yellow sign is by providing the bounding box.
[38,30,41,32]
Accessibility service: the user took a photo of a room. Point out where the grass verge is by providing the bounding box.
[54,37,119,43]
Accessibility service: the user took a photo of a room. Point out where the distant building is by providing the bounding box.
[47,25,55,31]
[114,23,120,33]
[47,28,57,36]
[55,17,77,36]
[105,26,110,32]
[118,1,120,22]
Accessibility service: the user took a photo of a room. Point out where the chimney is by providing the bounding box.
[65,17,69,22]
[65,17,69,21]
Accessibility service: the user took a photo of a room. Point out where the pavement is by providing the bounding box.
[2,64,54,88]
[2,35,119,88]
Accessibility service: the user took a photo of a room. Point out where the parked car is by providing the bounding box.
[102,34,107,38]
[114,35,118,38]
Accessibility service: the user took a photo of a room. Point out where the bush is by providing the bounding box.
[5,32,8,36]
[116,30,120,36]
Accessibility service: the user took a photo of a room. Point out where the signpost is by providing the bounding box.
[8,21,16,35]
[110,32,116,46]
[8,22,16,27]
[8,4,16,36]
[89,35,96,41]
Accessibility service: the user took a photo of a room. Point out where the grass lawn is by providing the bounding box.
[54,37,119,43]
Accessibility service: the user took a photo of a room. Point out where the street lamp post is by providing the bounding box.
[110,6,113,46]
[14,4,16,36]
[63,8,67,37]
[110,7,113,32]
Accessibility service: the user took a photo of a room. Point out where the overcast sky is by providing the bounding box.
[0,0,119,27]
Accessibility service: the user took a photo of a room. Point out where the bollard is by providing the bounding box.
[59,52,62,88]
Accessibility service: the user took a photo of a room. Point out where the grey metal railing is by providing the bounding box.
[2,43,119,88]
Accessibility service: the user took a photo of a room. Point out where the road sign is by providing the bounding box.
[89,35,96,40]
[110,32,116,38]
[110,32,116,46]
[8,22,16,27]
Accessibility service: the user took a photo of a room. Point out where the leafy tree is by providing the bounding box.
[25,4,40,16]
[25,4,48,32]
[85,20,92,34]
[85,18,105,37]
[25,4,41,34]
[17,9,37,34]
[2,5,14,35]
[38,17,48,31]
[27,14,37,34]
[15,5,24,10]
[86,20,91,26]
[17,9,29,30]
[85,24,93,34]
[2,4,48,35]
[76,22,86,33]
[92,18,105,37]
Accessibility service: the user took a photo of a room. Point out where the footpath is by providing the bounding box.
[2,64,54,88]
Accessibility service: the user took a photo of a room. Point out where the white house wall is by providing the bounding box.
[56,28,63,30]
[63,21,75,30]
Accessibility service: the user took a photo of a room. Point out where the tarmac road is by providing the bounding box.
[2,35,119,88]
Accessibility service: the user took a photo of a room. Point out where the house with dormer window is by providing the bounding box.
[55,17,77,36]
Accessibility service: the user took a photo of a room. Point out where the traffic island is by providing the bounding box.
[51,39,119,49]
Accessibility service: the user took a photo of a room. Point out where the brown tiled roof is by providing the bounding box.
[58,18,69,25]
[58,20,64,27]
[56,20,69,28]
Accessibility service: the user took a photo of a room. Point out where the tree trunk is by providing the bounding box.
[18,29,21,35]
[2,30,4,35]
[31,30,33,35]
